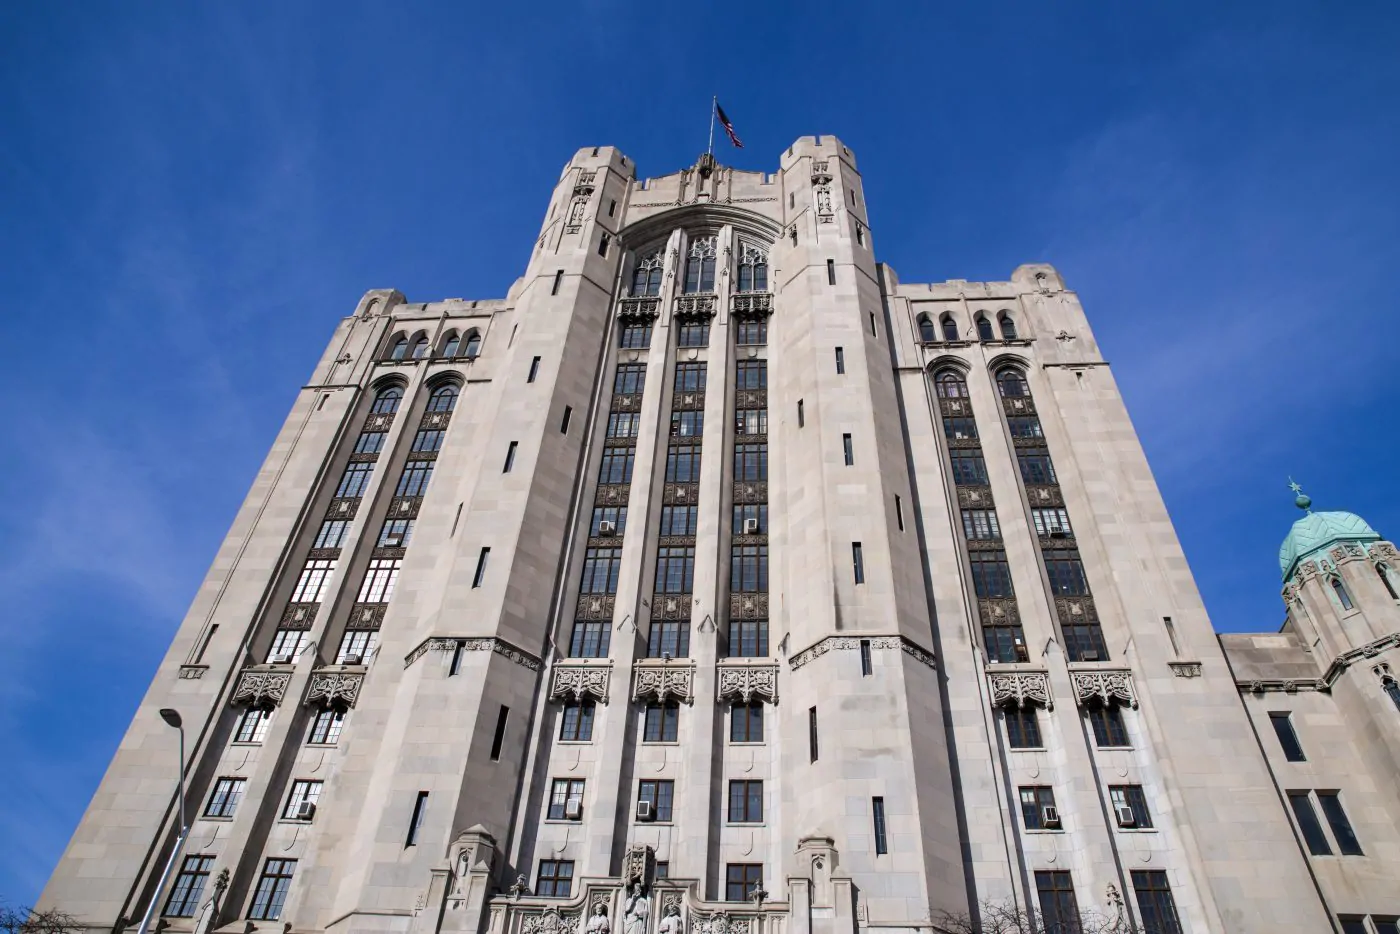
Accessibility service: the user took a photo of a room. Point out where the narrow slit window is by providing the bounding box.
[1331,577,1354,610]
[561,406,572,433]
[1269,712,1307,762]
[827,259,836,285]
[551,270,564,295]
[449,641,464,676]
[1287,791,1332,855]
[860,639,873,676]
[503,441,518,473]
[405,791,429,847]
[528,356,541,383]
[835,347,845,374]
[608,199,616,217]
[895,495,905,532]
[598,233,610,257]
[869,312,877,337]
[852,542,865,584]
[797,399,805,428]
[472,548,491,588]
[842,433,854,466]
[490,705,509,760]
[872,797,888,854]
[808,706,819,762]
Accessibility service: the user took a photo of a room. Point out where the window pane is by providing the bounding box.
[1269,712,1307,762]
[1130,871,1182,934]
[1317,793,1363,855]
[1287,792,1333,855]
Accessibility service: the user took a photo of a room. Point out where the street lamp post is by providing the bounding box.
[134,708,187,934]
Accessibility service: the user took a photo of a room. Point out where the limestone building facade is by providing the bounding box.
[38,138,1400,934]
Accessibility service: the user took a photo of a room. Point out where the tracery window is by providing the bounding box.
[996,367,1030,398]
[631,250,664,296]
[935,370,969,398]
[737,242,769,292]
[372,386,403,414]
[683,236,717,293]
[427,384,459,412]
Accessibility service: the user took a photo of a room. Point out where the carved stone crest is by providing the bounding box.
[521,908,580,934]
[632,659,695,703]
[717,662,779,704]
[306,671,364,710]
[1070,669,1138,708]
[232,668,292,709]
[987,670,1052,709]
[1168,661,1203,679]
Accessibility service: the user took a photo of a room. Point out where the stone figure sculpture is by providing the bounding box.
[657,904,682,934]
[623,881,650,934]
[587,905,611,934]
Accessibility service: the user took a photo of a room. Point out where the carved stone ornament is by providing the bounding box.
[624,844,655,886]
[619,297,661,319]
[987,670,1052,710]
[521,908,580,934]
[675,294,717,317]
[232,668,292,709]
[810,160,832,184]
[178,665,207,680]
[729,593,769,620]
[650,592,693,619]
[978,598,1021,626]
[1296,560,1320,583]
[1168,661,1203,679]
[1372,541,1399,562]
[789,635,937,671]
[692,912,747,934]
[306,671,364,709]
[815,186,834,221]
[717,662,779,704]
[550,661,612,704]
[1070,669,1138,708]
[403,636,542,671]
[731,293,772,317]
[632,659,696,703]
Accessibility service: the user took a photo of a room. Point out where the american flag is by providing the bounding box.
[715,102,744,149]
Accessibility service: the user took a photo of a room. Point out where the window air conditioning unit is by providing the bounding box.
[1049,529,1068,538]
[383,534,404,547]
[1041,806,1061,829]
[1081,650,1100,662]
[272,653,292,665]
[599,520,617,536]
[743,518,760,535]
[1116,806,1136,828]
[636,800,654,821]
[343,654,363,666]
[296,801,316,820]
[564,798,583,820]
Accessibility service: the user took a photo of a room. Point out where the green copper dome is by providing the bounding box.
[1279,511,1380,580]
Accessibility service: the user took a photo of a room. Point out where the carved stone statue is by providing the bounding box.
[623,881,650,934]
[587,905,611,934]
[657,904,682,934]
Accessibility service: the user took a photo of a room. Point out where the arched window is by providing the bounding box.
[996,368,1030,398]
[439,332,461,358]
[976,314,994,342]
[388,334,409,360]
[683,236,717,293]
[631,250,664,296]
[917,314,937,343]
[998,312,1018,340]
[427,385,459,413]
[934,370,969,399]
[372,386,403,415]
[737,242,769,292]
[410,334,430,359]
[940,314,959,342]
[1331,577,1354,611]
[463,330,482,359]
[1378,565,1399,600]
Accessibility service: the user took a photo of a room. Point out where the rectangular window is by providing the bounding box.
[860,639,873,676]
[655,546,695,593]
[842,433,854,465]
[729,780,763,822]
[503,441,518,472]
[638,780,675,821]
[1340,921,1369,934]
[569,621,611,658]
[943,417,978,441]
[1130,871,1182,934]
[835,347,845,374]
[308,709,345,745]
[405,791,429,846]
[730,544,769,593]
[736,360,767,389]
[670,411,704,438]
[205,777,246,818]
[728,620,770,658]
[164,855,214,918]
[648,621,690,658]
[1017,447,1057,484]
[654,862,669,880]
[726,864,763,902]
[608,199,616,217]
[1109,785,1154,829]
[659,505,698,537]
[872,797,888,855]
[1088,703,1129,747]
[314,520,351,550]
[1007,416,1044,439]
[1045,550,1090,595]
[472,547,490,588]
[1031,508,1072,537]
[378,518,414,548]
[234,708,272,744]
[268,629,310,663]
[826,259,836,285]
[856,223,865,246]
[536,859,574,898]
[1269,712,1307,762]
[852,542,865,584]
[560,406,572,433]
[673,362,706,392]
[411,429,444,453]
[950,450,989,485]
[528,356,541,383]
[607,412,641,438]
[1317,792,1363,855]
[449,641,464,675]
[551,270,564,295]
[291,559,337,603]
[731,702,764,742]
[353,430,385,454]
[961,509,1001,540]
[1018,786,1057,830]
[283,780,323,820]
[869,311,878,337]
[984,623,1028,664]
[1370,920,1399,934]
[357,558,402,603]
[797,399,805,428]
[620,320,653,349]
[809,706,819,762]
[490,705,510,760]
[599,448,636,485]
[1034,871,1080,934]
[598,233,610,257]
[560,700,596,741]
[395,460,435,497]
[248,858,296,921]
[548,778,586,821]
[643,703,680,742]
[733,445,769,485]
[580,547,623,594]
[335,462,375,498]
[1063,624,1109,662]
[895,495,905,532]
[735,318,767,345]
[590,506,629,537]
[677,319,711,347]
[970,550,1013,597]
[1004,707,1041,748]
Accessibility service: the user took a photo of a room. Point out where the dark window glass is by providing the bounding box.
[872,797,888,855]
[736,360,767,389]
[1088,702,1129,747]
[388,336,409,360]
[725,864,763,902]
[1045,551,1090,595]
[1017,448,1057,484]
[1331,577,1354,610]
[677,319,711,347]
[234,708,272,744]
[412,429,445,453]
[835,347,845,374]
[730,545,769,593]
[1063,624,1109,662]
[336,462,375,498]
[308,709,345,745]
[1130,871,1181,934]
[735,318,767,345]
[1370,919,1399,934]
[378,518,414,548]
[536,860,574,898]
[1317,792,1363,855]
[560,700,596,741]
[248,859,296,921]
[1109,784,1154,829]
[665,444,702,483]
[655,547,695,593]
[654,862,669,879]
[999,313,1018,340]
[632,255,663,296]
[728,620,769,658]
[1004,707,1041,748]
[984,624,1028,664]
[940,315,959,341]
[440,333,460,358]
[1019,786,1057,830]
[737,250,768,292]
[950,450,989,485]
[1379,564,1399,599]
[607,412,640,438]
[548,779,586,821]
[614,364,647,395]
[164,855,215,918]
[1386,678,1400,712]
[205,778,246,818]
[396,460,435,497]
[569,621,610,658]
[670,411,704,438]
[580,547,622,595]
[961,509,1001,540]
[354,431,386,454]
[684,241,716,293]
[470,548,490,588]
[1034,871,1080,934]
[1339,921,1369,934]
[660,505,698,537]
[643,703,680,742]
[674,362,707,392]
[620,321,653,349]
[372,386,403,414]
[917,315,937,343]
[826,259,836,285]
[589,506,628,537]
[599,448,636,485]
[970,550,1013,597]
[405,791,429,846]
[943,417,978,441]
[736,409,768,436]
[852,542,865,584]
[527,356,541,382]
[1269,712,1307,762]
[648,621,690,658]
[976,316,994,341]
[809,706,819,762]
[427,385,459,412]
[1007,416,1044,439]
[935,371,969,398]
[842,433,854,465]
[860,639,873,675]
[731,702,764,742]
[638,780,674,821]
[996,368,1030,397]
[314,520,351,549]
[734,444,768,482]
[1032,508,1072,537]
[410,335,430,359]
[728,780,763,822]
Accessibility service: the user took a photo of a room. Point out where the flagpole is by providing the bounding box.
[707,96,716,156]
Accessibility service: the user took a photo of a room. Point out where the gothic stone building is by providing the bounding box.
[38,137,1400,934]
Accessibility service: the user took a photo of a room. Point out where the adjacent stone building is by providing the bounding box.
[38,138,1400,934]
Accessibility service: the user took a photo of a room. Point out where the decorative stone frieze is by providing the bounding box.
[348,603,387,629]
[987,669,1052,709]
[576,594,617,621]
[611,393,643,412]
[977,598,1021,626]
[1169,661,1203,678]
[550,660,612,704]
[594,484,630,506]
[421,410,452,430]
[520,907,580,934]
[716,661,779,704]
[732,481,768,504]
[1001,395,1036,416]
[306,670,364,710]
[789,635,937,671]
[662,485,698,505]
[389,495,423,518]
[956,486,994,508]
[1053,596,1099,627]
[619,297,661,319]
[673,391,705,410]
[732,292,772,317]
[624,844,655,886]
[363,412,394,432]
[281,602,319,628]
[632,659,696,703]
[403,636,542,672]
[693,912,751,934]
[1070,669,1138,708]
[651,593,693,619]
[232,667,292,708]
[674,294,717,317]
[327,497,360,519]
[937,397,971,417]
[178,665,207,680]
[729,593,768,620]
[1025,485,1065,508]
[735,389,767,409]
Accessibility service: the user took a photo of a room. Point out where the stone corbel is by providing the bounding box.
[305,670,364,710]
[716,661,779,705]
[632,659,696,704]
[1070,669,1138,708]
[549,660,612,704]
[1168,661,1203,679]
[231,667,292,709]
[986,670,1052,709]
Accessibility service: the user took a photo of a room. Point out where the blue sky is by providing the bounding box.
[2,0,1398,906]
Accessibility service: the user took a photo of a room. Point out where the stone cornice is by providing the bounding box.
[403,636,541,672]
[787,634,936,671]
[1237,631,1400,695]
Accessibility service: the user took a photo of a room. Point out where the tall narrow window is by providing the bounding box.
[895,495,905,531]
[548,779,586,821]
[560,406,572,433]
[869,311,878,337]
[1019,786,1058,830]
[637,780,675,821]
[852,543,865,584]
[1004,707,1041,748]
[440,332,461,358]
[528,356,541,382]
[835,347,845,373]
[560,700,596,741]
[1331,577,1354,610]
[648,621,690,658]
[970,550,1013,597]
[975,314,994,341]
[1034,871,1080,934]
[472,547,490,588]
[731,702,764,742]
[826,259,836,285]
[372,386,403,414]
[860,639,873,676]
[249,860,297,920]
[388,335,409,360]
[917,314,936,343]
[1109,785,1154,829]
[872,797,888,855]
[643,703,680,742]
[631,250,663,296]
[729,780,763,822]
[598,233,610,257]
[205,778,246,818]
[608,200,616,217]
[164,855,215,918]
[551,270,564,295]
[405,792,429,846]
[684,236,717,293]
[737,243,768,292]
[357,558,401,603]
[308,709,345,745]
[335,462,375,498]
[1287,791,1332,855]
[1130,871,1182,934]
[620,320,652,349]
[808,706,819,762]
[727,620,769,657]
[1317,792,1363,854]
[449,640,464,675]
[234,708,273,744]
[283,780,323,819]
[998,312,1018,340]
[1088,702,1129,747]
[503,441,518,473]
[797,399,804,427]
[842,433,854,466]
[490,706,509,760]
[1379,564,1399,599]
[940,314,958,341]
[1269,712,1307,761]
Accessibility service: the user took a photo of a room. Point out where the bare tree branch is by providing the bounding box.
[0,903,82,934]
